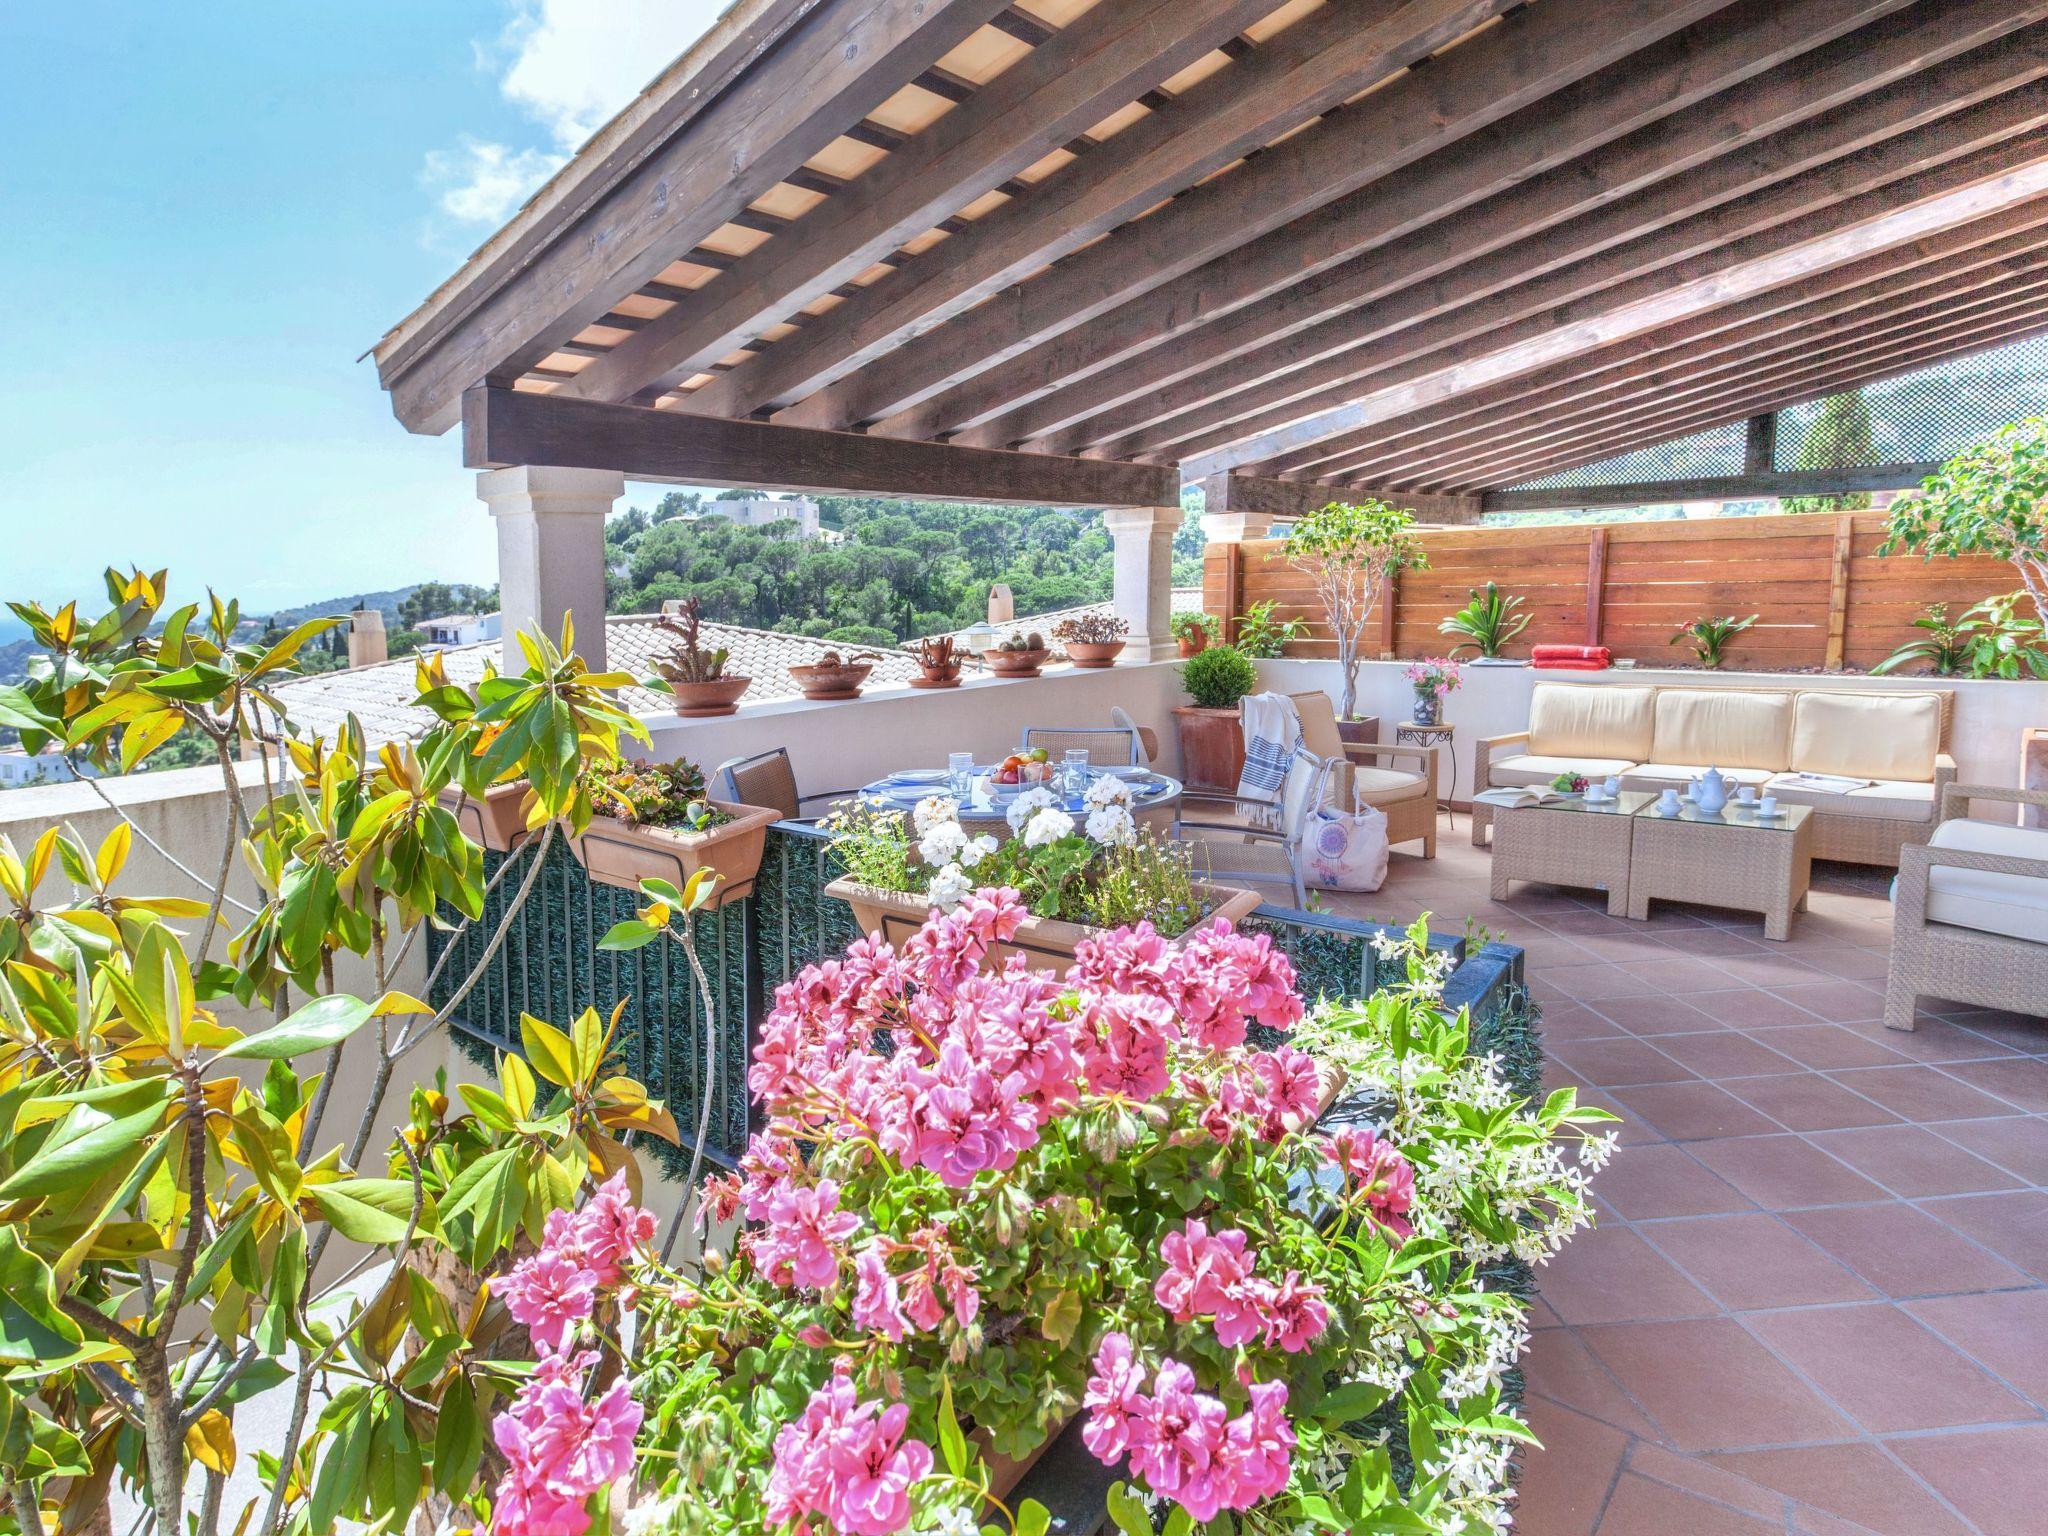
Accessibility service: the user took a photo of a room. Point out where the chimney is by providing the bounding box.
[347,608,388,668]
[987,584,1015,625]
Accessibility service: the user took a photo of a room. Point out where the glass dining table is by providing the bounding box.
[854,764,1185,831]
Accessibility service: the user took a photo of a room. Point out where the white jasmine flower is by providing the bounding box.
[926,863,973,911]
[1085,804,1137,847]
[1022,807,1075,847]
[958,834,999,870]
[927,1506,981,1536]
[1005,786,1057,832]
[912,795,960,835]
[917,820,969,866]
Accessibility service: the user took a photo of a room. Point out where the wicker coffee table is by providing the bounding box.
[1489,791,1654,916]
[1627,800,1814,940]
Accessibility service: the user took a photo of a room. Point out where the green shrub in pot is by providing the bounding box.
[1180,642,1260,709]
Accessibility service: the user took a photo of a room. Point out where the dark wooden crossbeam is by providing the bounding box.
[461,385,1176,508]
[1198,471,1481,521]
[1480,463,1944,513]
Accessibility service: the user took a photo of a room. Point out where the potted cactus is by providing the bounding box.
[650,597,751,716]
[910,634,964,688]
[985,629,1050,677]
[1052,611,1129,667]
[787,649,879,700]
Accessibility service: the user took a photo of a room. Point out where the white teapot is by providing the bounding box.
[1689,767,1730,816]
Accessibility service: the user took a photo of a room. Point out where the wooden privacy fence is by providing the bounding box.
[1203,512,2019,672]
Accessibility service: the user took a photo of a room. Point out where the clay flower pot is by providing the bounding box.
[1173,705,1244,792]
[909,663,963,690]
[669,676,752,718]
[787,661,873,701]
[1176,632,1210,658]
[437,781,536,852]
[569,799,781,906]
[985,647,1050,679]
[1064,641,1126,669]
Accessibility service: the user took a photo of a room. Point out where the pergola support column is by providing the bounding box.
[477,465,625,671]
[1101,506,1183,663]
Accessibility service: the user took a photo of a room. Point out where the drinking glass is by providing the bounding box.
[1063,748,1090,798]
[948,752,975,798]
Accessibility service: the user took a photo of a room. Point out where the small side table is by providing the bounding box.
[1396,721,1457,827]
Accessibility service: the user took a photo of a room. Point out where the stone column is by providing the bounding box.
[477,466,625,671]
[1198,511,1274,545]
[1101,505,1183,663]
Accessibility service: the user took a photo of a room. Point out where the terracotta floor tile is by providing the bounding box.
[1727,1073,1903,1133]
[1746,1303,2036,1433]
[1609,1082,1780,1142]
[1535,1226,1719,1325]
[1909,1288,2048,1408]
[1712,951,1832,987]
[1553,1037,1696,1088]
[1808,1124,2023,1199]
[1516,1398,1627,1536]
[1887,1424,2048,1536]
[1783,1203,2031,1299]
[1946,1010,2048,1055]
[1542,1002,1630,1043]
[1617,957,1743,993]
[1688,1135,1888,1210]
[1942,1056,2048,1114]
[1770,980,1885,1023]
[1642,1212,1872,1311]
[1593,1144,1755,1220]
[1846,1017,2021,1064]
[1651,1032,1803,1079]
[1579,1318,1854,1452]
[1933,1116,2048,1183]
[1670,929,1776,957]
[1520,1326,1660,1438]
[1623,1443,1786,1520]
[1923,1191,2048,1282]
[1707,1444,1973,1536]
[1592,1472,1780,1536]
[1825,1065,2019,1123]
[1756,1023,1914,1071]
[1590,996,1729,1037]
[1549,965,1667,1004]
[1686,988,1828,1029]
[1801,947,1892,981]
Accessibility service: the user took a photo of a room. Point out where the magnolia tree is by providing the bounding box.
[1882,414,2048,625]
[0,570,694,1536]
[1287,502,1425,719]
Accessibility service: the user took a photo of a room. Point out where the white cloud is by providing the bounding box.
[423,0,728,233]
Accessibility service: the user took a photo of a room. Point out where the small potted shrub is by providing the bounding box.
[1174,642,1259,791]
[787,648,879,700]
[1172,610,1219,657]
[1439,581,1530,664]
[910,634,964,688]
[1670,613,1757,669]
[569,753,780,903]
[650,597,751,716]
[985,629,1050,677]
[1052,611,1128,667]
[1231,598,1309,658]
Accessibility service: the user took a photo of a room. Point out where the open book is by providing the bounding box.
[1473,785,1575,810]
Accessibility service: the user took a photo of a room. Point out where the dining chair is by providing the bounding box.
[1110,706,1161,765]
[1019,725,1145,766]
[1171,747,1333,909]
[712,747,858,822]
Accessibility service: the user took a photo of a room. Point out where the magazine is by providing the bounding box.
[1772,771,1872,795]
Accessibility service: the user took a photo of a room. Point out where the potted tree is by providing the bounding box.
[1439,581,1530,664]
[569,752,780,903]
[1173,642,1259,791]
[1172,611,1219,657]
[1289,499,1423,721]
[650,596,751,716]
[1052,612,1129,666]
[1882,414,2048,628]
[787,649,879,700]
[985,629,1051,677]
[910,634,964,688]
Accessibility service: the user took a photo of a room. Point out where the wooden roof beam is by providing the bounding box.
[1199,470,1481,522]
[460,385,1176,508]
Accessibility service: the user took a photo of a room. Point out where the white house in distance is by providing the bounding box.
[0,745,96,790]
[705,496,822,538]
[415,613,503,649]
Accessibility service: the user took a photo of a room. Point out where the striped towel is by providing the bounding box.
[1237,692,1302,826]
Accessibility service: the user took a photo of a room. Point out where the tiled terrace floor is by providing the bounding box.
[1318,815,2048,1536]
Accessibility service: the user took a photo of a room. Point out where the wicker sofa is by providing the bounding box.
[1473,682,1955,866]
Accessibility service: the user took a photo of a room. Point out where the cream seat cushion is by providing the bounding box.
[1790,691,1942,783]
[1764,774,1936,823]
[1620,764,1777,791]
[1487,753,1639,788]
[1918,818,2048,944]
[1526,684,1655,761]
[1335,764,1430,807]
[1650,689,1793,772]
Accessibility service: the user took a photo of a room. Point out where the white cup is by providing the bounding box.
[1758,795,1779,818]
[1737,785,1757,804]
[1658,787,1682,816]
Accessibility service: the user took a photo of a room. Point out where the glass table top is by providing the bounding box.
[1634,797,1812,831]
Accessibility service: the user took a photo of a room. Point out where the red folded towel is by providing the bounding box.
[1531,643,1611,662]
[1532,657,1610,671]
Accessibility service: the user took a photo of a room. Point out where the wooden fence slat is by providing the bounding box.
[1585,529,1608,648]
[1824,513,1855,672]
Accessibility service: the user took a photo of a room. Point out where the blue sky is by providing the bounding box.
[1,0,724,623]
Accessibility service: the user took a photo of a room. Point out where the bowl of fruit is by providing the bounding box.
[982,749,1053,802]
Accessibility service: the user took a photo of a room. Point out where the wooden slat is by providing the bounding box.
[1824,512,1856,670]
[1584,529,1609,647]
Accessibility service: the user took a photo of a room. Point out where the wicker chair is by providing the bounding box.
[1172,748,1333,909]
[712,748,857,823]
[1884,783,2048,1032]
[1288,692,1438,858]
[1019,725,1144,766]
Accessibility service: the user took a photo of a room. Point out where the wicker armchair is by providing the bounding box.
[1884,784,2048,1033]
[1288,692,1438,857]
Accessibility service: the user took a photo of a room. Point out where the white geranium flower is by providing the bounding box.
[958,833,999,870]
[1005,785,1057,832]
[912,795,960,835]
[1082,774,1132,809]
[1085,804,1137,847]
[926,863,973,911]
[1022,807,1075,847]
[917,820,968,867]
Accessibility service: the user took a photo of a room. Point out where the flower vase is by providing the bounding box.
[1411,690,1441,728]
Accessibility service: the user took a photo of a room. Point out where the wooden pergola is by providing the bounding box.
[373,0,2048,658]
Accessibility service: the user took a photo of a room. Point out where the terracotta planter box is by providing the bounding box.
[1174,705,1244,792]
[986,648,1050,679]
[569,799,781,906]
[438,782,536,852]
[788,661,873,700]
[1064,641,1126,669]
[670,676,752,717]
[825,878,1261,974]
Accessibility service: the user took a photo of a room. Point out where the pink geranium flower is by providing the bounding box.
[490,1352,644,1536]
[853,1246,911,1341]
[753,1177,862,1290]
[498,1248,598,1356]
[1259,1271,1329,1353]
[1324,1127,1417,1239]
[768,1361,935,1536]
[1083,1332,1148,1460]
[1154,1221,1251,1323]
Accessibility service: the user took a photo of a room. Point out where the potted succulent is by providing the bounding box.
[910,634,964,689]
[1053,611,1129,667]
[1172,610,1219,658]
[650,596,751,716]
[1174,642,1259,791]
[787,648,880,700]
[823,781,1259,970]
[985,629,1051,677]
[569,753,780,904]
[1404,656,1462,726]
[1439,581,1530,664]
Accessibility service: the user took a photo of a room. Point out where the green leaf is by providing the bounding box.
[217,993,372,1060]
[0,1102,167,1200]
[307,1179,428,1245]
[1314,1380,1391,1425]
[432,1372,485,1497]
[597,918,658,952]
[938,1376,967,1479]
[1014,1501,1051,1536]
[1039,1286,1082,1348]
[519,1014,578,1088]
[0,1230,85,1367]
[1107,1482,1152,1536]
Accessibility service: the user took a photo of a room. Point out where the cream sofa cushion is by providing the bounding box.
[1790,691,1942,783]
[1621,764,1776,791]
[1487,753,1638,788]
[1651,689,1792,772]
[1764,774,1935,823]
[1526,684,1655,761]
[1921,818,2048,944]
